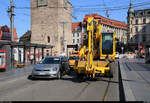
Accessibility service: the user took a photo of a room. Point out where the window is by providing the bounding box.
[143,18,146,24]
[131,20,132,24]
[142,26,146,32]
[73,39,75,43]
[77,33,79,37]
[64,0,68,9]
[47,36,50,43]
[46,50,49,56]
[143,36,146,42]
[131,28,132,33]
[148,11,150,15]
[136,27,138,32]
[135,19,138,25]
[37,0,48,7]
[77,39,79,43]
[73,33,75,37]
[140,12,143,16]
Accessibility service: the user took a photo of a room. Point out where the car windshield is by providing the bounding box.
[69,56,79,60]
[40,57,60,64]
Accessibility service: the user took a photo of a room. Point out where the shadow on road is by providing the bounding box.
[27,75,57,81]
[27,70,118,84]
[61,71,118,84]
[0,69,6,72]
[99,78,118,84]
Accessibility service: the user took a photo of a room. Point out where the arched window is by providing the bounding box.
[135,19,138,25]
[77,33,79,37]
[148,11,150,14]
[143,18,146,24]
[46,50,49,56]
[136,27,138,32]
[73,33,75,37]
[47,36,50,43]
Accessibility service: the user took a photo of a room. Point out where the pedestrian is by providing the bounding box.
[30,55,34,64]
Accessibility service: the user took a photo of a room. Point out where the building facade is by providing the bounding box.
[0,25,18,42]
[31,0,72,56]
[82,14,127,44]
[127,2,150,47]
[72,22,82,49]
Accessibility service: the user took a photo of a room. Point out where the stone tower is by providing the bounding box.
[31,0,72,56]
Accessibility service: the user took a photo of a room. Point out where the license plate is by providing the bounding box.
[39,72,46,75]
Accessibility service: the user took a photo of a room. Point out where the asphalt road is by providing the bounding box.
[0,62,119,101]
[0,65,33,82]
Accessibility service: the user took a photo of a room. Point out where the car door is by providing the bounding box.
[62,57,69,71]
[60,57,65,72]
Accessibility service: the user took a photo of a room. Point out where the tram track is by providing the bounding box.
[75,77,112,101]
[75,81,91,100]
[102,78,111,101]
[102,61,118,101]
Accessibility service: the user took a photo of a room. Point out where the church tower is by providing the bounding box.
[127,0,134,43]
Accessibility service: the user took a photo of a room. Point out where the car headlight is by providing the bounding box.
[52,67,57,71]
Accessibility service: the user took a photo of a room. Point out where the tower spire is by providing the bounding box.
[130,0,133,8]
[128,0,134,17]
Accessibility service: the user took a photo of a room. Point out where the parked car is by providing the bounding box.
[30,56,69,79]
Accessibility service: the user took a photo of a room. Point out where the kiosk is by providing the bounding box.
[0,50,6,70]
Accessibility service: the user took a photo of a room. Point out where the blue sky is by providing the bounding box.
[0,0,150,38]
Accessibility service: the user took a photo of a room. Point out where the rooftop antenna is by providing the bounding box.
[102,0,109,18]
[106,10,109,18]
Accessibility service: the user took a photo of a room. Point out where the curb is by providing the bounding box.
[119,60,136,101]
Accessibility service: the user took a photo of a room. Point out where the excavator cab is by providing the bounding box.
[100,33,116,61]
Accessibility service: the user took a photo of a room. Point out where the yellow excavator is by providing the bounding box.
[74,17,116,79]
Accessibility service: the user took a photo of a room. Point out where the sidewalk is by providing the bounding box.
[119,58,150,101]
[0,64,34,82]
